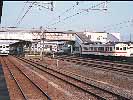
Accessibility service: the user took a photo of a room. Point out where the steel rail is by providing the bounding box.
[16,56,131,100]
[4,56,51,100]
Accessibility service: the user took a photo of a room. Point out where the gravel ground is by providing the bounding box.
[4,55,132,99]
[12,56,98,100]
[30,56,133,98]
[8,56,49,100]
[0,57,24,100]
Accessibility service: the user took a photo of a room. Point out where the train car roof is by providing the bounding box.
[107,41,133,44]
[83,41,133,46]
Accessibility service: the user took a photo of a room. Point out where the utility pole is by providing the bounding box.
[40,26,46,61]
[42,30,45,60]
[40,26,43,60]
[130,33,132,42]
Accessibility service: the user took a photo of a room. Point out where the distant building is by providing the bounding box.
[83,31,120,43]
[73,31,121,54]
[0,28,121,54]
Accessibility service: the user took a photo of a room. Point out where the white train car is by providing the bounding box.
[74,42,133,57]
[0,43,10,55]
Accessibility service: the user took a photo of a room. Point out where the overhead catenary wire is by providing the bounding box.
[53,1,110,31]
[16,1,54,27]
[81,1,108,12]
[46,1,110,29]
[104,18,133,31]
[16,1,37,27]
[18,1,61,40]
[45,1,82,30]
[47,1,109,28]
[26,1,54,11]
[15,1,29,26]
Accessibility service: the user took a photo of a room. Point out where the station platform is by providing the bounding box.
[0,64,10,100]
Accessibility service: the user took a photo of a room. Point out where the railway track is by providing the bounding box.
[1,56,51,100]
[67,56,133,69]
[52,55,133,75]
[15,56,132,100]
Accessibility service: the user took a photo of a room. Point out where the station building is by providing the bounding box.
[0,28,120,55]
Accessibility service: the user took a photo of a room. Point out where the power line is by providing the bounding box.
[26,1,54,11]
[81,1,108,12]
[46,1,110,29]
[16,2,36,27]
[16,1,54,27]
[104,18,133,31]
[45,1,82,29]
[15,1,29,26]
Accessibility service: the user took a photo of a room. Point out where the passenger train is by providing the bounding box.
[0,43,10,55]
[73,42,133,60]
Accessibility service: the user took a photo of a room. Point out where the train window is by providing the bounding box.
[45,45,48,48]
[98,47,100,51]
[6,46,9,48]
[97,37,100,40]
[90,47,93,51]
[88,35,91,39]
[98,47,104,51]
[123,47,126,50]
[83,47,88,50]
[35,44,37,48]
[0,46,2,48]
[3,46,5,48]
[116,47,119,50]
[120,48,122,50]
[101,47,104,51]
[105,47,109,51]
[94,47,97,51]
[110,47,112,51]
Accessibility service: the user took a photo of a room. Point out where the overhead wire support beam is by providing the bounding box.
[16,1,53,27]
[24,1,54,11]
[45,1,81,29]
[16,1,36,26]
[81,1,108,12]
[46,1,110,29]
